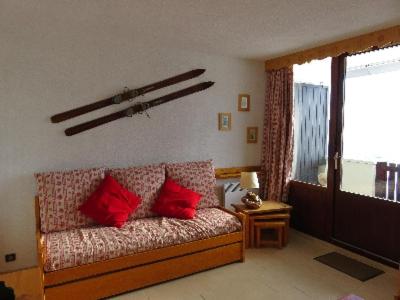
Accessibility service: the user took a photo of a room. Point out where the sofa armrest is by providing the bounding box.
[217,206,246,262]
[217,206,244,224]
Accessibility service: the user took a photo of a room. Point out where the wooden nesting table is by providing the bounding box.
[232,201,292,248]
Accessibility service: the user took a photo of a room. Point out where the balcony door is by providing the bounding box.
[290,46,400,265]
[331,46,400,264]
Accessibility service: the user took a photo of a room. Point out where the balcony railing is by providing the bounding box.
[375,162,400,202]
[293,159,400,203]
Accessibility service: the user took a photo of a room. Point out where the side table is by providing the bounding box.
[232,201,293,248]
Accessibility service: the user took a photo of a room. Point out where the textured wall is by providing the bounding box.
[0,4,265,272]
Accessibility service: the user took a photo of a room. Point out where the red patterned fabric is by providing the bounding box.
[152,178,201,219]
[79,175,141,228]
[35,168,105,233]
[261,67,294,201]
[42,208,242,272]
[109,164,165,219]
[165,160,219,208]
[153,204,196,219]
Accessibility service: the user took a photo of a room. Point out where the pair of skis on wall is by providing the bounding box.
[51,69,214,136]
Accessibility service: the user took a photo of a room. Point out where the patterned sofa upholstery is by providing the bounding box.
[43,208,241,272]
[35,160,245,300]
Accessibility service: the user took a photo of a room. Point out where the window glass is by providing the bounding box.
[292,58,332,186]
[341,46,400,201]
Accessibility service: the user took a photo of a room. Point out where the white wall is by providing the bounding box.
[0,5,265,272]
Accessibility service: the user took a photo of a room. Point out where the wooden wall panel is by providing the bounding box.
[288,181,329,240]
[215,166,261,179]
[334,192,400,263]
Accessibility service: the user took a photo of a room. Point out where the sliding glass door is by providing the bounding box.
[289,45,400,264]
[289,58,332,239]
[332,46,400,263]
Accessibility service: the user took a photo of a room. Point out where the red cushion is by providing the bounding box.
[79,175,141,228]
[152,178,201,219]
[153,204,196,219]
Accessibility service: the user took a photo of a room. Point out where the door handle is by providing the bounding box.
[333,152,340,170]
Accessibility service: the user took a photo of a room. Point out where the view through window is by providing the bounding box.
[291,46,400,203]
[292,58,331,186]
[341,45,400,201]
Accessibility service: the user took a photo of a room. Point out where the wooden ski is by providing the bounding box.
[51,69,206,123]
[64,81,214,136]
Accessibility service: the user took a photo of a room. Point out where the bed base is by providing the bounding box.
[35,197,245,299]
[46,242,241,299]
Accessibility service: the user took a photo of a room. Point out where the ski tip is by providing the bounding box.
[194,68,206,75]
[64,128,74,136]
[198,81,214,90]
[50,115,62,123]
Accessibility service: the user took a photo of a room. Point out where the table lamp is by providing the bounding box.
[240,172,262,209]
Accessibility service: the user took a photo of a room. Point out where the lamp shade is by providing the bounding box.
[240,172,259,189]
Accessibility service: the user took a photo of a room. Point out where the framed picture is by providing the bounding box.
[218,113,231,131]
[247,127,258,143]
[238,94,250,111]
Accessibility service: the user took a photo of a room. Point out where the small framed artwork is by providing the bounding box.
[238,94,250,111]
[218,113,232,131]
[247,127,258,143]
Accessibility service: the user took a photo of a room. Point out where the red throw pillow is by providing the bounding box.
[79,175,141,228]
[153,203,196,219]
[152,178,201,219]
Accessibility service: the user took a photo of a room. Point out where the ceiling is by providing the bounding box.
[2,0,399,61]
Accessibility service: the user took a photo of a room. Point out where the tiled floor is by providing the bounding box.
[112,230,398,300]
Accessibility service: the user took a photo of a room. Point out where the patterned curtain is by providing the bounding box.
[260,67,294,202]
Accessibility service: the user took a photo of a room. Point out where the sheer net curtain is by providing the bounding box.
[260,67,294,202]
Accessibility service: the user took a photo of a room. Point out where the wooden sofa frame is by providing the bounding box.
[35,197,245,299]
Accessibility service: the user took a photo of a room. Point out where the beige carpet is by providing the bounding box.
[112,229,398,300]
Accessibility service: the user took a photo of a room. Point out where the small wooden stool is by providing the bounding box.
[254,221,285,248]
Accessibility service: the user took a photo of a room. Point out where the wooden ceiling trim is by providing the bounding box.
[265,25,400,70]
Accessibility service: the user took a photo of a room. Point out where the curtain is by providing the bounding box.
[260,67,294,202]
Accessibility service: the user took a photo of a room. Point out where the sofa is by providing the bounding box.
[34,160,245,300]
